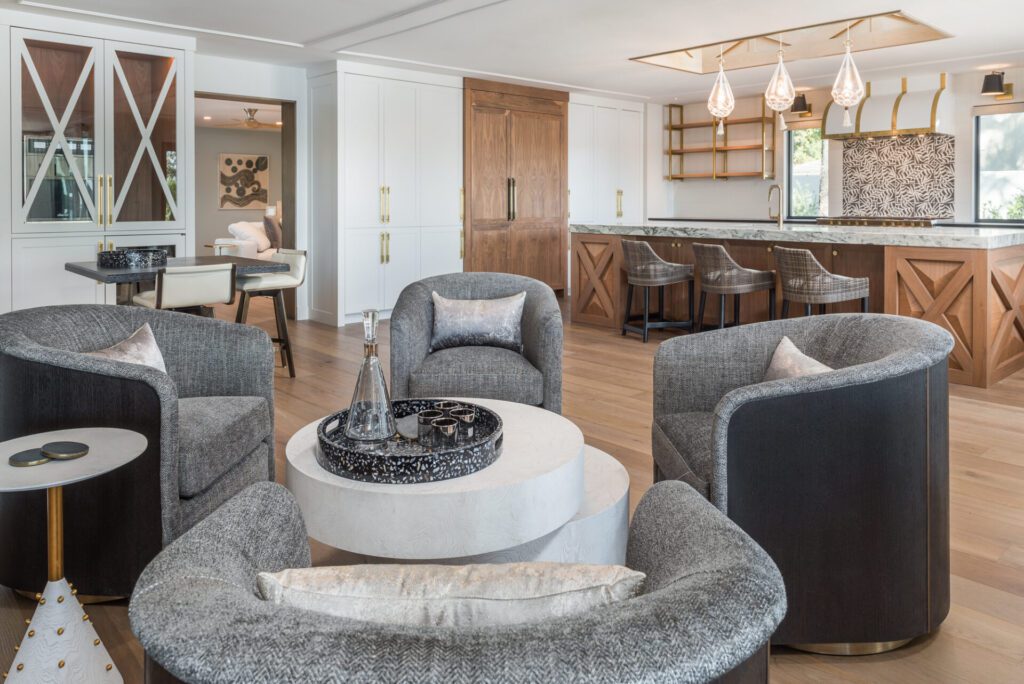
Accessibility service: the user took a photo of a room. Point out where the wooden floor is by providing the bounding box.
[3,298,1024,683]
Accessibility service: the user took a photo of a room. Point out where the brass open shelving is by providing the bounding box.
[666,99,777,181]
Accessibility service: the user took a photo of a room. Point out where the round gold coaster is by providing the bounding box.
[41,441,89,460]
[9,449,51,467]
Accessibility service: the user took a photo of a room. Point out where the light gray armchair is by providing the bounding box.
[652,313,954,650]
[130,480,786,684]
[0,305,275,596]
[390,273,563,413]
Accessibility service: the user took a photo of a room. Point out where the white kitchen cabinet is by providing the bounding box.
[382,227,421,310]
[420,226,463,279]
[344,74,384,229]
[344,228,386,314]
[568,96,644,225]
[11,236,107,309]
[418,86,462,227]
[383,80,418,228]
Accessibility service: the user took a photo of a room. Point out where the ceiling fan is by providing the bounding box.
[213,107,280,130]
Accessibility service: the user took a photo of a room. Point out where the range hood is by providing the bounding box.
[823,73,952,139]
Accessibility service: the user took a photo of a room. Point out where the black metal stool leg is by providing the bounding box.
[687,280,695,329]
[622,283,634,335]
[658,286,665,321]
[768,288,776,321]
[819,304,827,315]
[718,294,726,330]
[733,294,740,327]
[642,287,651,343]
[781,299,790,318]
[696,291,707,333]
[861,296,869,312]
[273,290,295,378]
[235,291,250,324]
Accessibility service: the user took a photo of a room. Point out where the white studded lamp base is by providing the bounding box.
[5,578,121,683]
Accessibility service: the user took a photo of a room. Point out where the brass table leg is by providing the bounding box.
[47,486,63,582]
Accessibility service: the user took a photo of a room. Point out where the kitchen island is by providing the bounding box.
[571,221,1024,387]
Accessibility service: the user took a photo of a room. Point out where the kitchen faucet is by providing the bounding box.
[768,184,783,229]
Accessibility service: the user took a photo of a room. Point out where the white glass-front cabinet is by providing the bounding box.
[342,72,463,321]
[568,97,644,225]
[10,29,185,234]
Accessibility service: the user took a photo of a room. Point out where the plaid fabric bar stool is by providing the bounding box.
[774,246,870,316]
[621,240,695,343]
[692,243,775,332]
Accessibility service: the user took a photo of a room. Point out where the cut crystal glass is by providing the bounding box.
[344,309,397,442]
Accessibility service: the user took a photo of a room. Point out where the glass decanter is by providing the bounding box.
[344,310,397,442]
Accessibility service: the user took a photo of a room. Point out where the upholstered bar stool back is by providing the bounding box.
[620,240,695,343]
[132,264,236,311]
[774,246,869,316]
[691,243,775,331]
[236,248,308,378]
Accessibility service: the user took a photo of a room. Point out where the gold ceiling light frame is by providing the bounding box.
[631,11,950,75]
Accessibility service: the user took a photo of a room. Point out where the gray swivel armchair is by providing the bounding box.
[130,480,786,684]
[0,305,275,596]
[652,313,954,652]
[390,273,563,413]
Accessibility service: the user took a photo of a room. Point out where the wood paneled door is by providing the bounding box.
[464,79,568,292]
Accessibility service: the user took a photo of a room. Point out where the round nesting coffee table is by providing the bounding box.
[287,399,618,561]
[1,427,147,684]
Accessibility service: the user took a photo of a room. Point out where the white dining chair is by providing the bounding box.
[133,264,237,315]
[235,249,307,377]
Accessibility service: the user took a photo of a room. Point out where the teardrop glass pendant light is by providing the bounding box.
[764,36,795,131]
[707,45,734,136]
[831,24,865,128]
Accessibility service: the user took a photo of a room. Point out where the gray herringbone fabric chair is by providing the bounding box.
[621,240,695,343]
[652,313,953,650]
[130,481,786,684]
[774,246,869,315]
[0,305,275,596]
[390,273,563,413]
[692,243,775,331]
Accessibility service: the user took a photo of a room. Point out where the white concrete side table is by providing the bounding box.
[0,428,147,684]
[287,398,586,559]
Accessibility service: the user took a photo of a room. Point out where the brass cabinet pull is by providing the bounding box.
[379,231,386,264]
[107,175,113,225]
[97,176,104,226]
[385,187,391,224]
[107,241,114,251]
[766,246,773,253]
[507,178,513,220]
[379,186,386,224]
[616,189,624,218]
[459,188,465,223]
[510,178,517,220]
[386,231,391,264]
[832,250,839,257]
[460,229,465,260]
[97,240,103,253]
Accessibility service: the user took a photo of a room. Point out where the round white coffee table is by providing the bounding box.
[286,398,587,559]
[1,427,147,684]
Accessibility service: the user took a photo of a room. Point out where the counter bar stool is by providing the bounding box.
[692,243,775,332]
[236,248,307,377]
[774,246,869,316]
[132,263,236,316]
[621,240,695,343]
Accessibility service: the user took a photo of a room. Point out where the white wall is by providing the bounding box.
[0,25,10,314]
[194,128,282,252]
[194,54,310,317]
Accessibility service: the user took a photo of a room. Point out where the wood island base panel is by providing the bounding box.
[571,224,1024,388]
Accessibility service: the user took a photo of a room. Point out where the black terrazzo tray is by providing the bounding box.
[316,399,503,484]
[97,248,168,269]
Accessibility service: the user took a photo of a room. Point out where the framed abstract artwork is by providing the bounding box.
[219,153,270,209]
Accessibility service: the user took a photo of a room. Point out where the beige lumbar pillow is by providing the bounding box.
[83,323,167,373]
[257,562,645,628]
[763,336,832,382]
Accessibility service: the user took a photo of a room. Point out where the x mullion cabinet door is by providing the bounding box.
[10,29,106,234]
[104,41,185,231]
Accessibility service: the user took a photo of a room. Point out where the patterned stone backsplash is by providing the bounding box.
[842,134,954,218]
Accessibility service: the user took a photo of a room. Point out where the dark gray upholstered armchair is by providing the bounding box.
[131,481,786,684]
[0,305,275,596]
[652,313,954,651]
[390,273,563,413]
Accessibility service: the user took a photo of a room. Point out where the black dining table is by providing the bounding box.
[65,255,289,285]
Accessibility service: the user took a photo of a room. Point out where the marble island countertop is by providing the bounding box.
[571,221,1024,250]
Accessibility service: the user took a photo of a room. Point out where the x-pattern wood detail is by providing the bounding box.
[575,241,615,317]
[895,258,975,374]
[989,259,1024,370]
[20,42,97,221]
[111,52,178,222]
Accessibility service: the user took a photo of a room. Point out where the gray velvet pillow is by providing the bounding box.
[83,323,167,373]
[763,336,832,382]
[263,215,283,250]
[430,291,526,353]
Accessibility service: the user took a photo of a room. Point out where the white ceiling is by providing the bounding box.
[7,0,1024,102]
[194,98,282,130]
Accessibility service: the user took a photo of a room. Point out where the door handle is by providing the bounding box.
[379,186,386,224]
[107,175,114,225]
[380,231,386,264]
[107,241,114,251]
[385,231,391,264]
[97,175,104,226]
[386,187,392,224]
[97,240,104,253]
[616,189,623,218]
[511,178,517,220]
[459,187,465,223]
[507,178,513,221]
[460,229,465,260]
